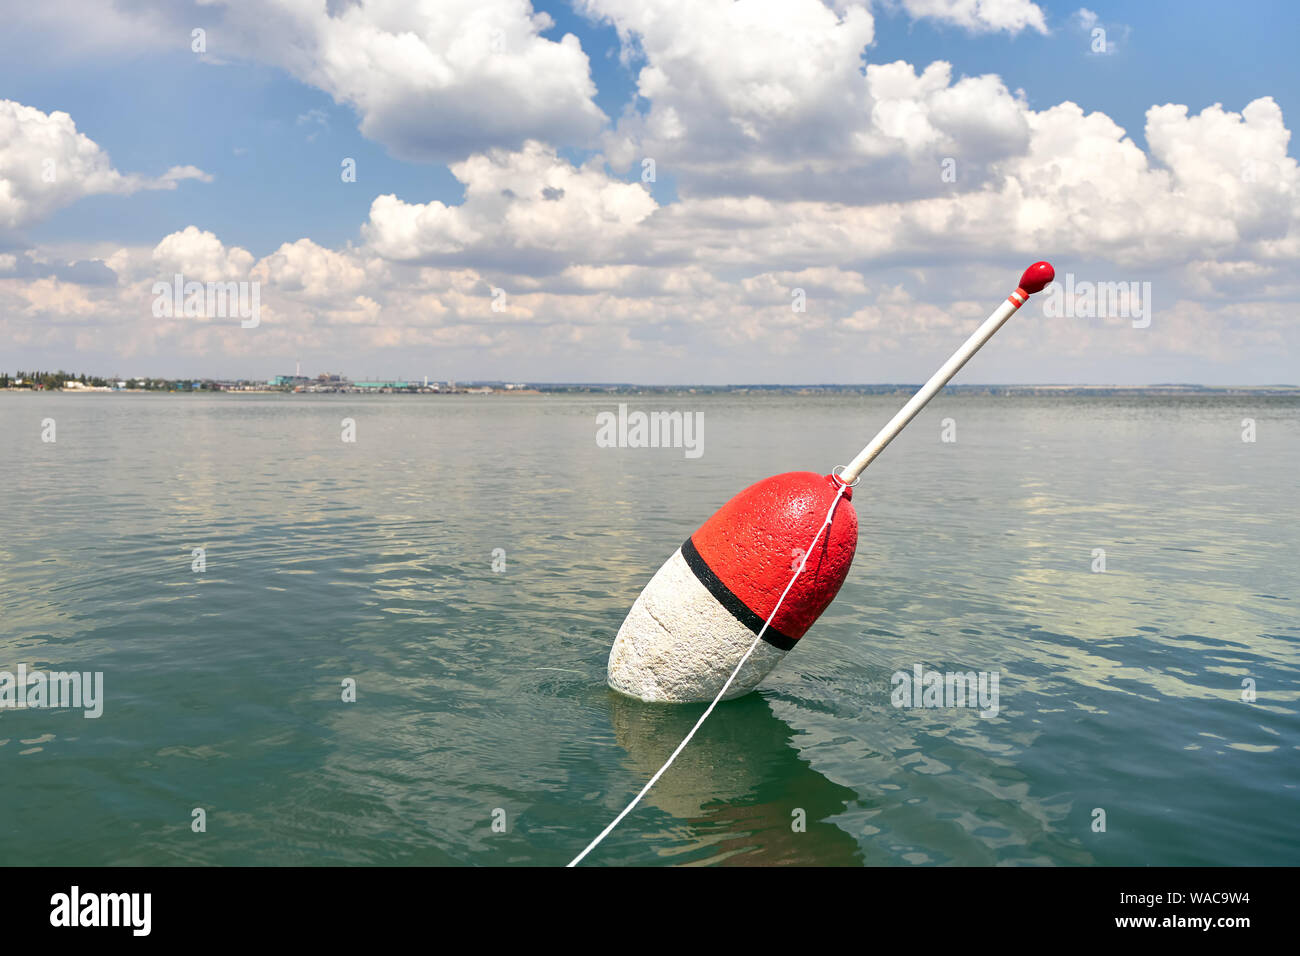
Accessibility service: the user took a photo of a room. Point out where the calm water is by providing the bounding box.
[1,392,1296,866]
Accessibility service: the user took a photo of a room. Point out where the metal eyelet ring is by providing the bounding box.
[831,464,861,488]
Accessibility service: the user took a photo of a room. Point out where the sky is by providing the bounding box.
[0,0,1297,385]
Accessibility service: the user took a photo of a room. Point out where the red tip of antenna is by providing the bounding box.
[1018,261,1055,295]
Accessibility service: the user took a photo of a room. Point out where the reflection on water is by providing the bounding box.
[0,392,1296,866]
[607,693,862,865]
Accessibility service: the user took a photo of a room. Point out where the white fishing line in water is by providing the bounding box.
[568,479,850,867]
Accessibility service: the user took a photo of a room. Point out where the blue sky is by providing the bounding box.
[1,1,1298,383]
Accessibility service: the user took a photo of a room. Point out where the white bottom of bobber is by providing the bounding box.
[607,548,789,704]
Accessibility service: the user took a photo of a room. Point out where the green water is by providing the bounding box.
[1,392,1296,866]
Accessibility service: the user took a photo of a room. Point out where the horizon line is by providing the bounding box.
[6,374,1298,391]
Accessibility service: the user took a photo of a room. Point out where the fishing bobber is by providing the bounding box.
[576,262,1056,865]
[607,471,858,703]
[605,261,1055,706]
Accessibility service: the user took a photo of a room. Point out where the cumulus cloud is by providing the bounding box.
[253,238,373,298]
[362,141,657,271]
[896,0,1048,35]
[587,0,878,192]
[9,1,1049,170]
[190,0,607,163]
[584,2,1037,200]
[353,95,1298,285]
[151,226,254,281]
[0,100,210,230]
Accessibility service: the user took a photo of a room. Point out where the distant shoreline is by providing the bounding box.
[5,383,1299,397]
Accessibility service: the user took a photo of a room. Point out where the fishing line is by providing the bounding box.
[567,476,852,867]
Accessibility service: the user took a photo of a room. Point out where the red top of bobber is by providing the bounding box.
[1018,261,1055,295]
[690,472,858,641]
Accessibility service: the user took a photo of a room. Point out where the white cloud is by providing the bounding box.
[585,2,1034,200]
[362,141,657,268]
[0,100,210,230]
[897,0,1048,35]
[587,0,880,192]
[198,0,608,162]
[355,95,1299,283]
[151,226,254,281]
[253,238,377,299]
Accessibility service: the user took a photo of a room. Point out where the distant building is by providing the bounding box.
[353,381,418,391]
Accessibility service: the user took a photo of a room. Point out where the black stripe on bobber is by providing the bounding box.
[680,536,797,651]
